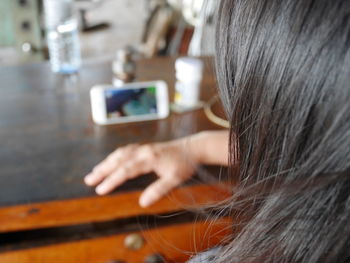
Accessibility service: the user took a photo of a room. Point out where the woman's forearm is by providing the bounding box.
[184,130,229,166]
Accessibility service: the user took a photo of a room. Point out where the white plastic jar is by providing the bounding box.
[175,57,204,108]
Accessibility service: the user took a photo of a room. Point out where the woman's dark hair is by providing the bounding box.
[214,0,350,262]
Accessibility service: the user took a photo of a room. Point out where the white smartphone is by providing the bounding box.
[90,81,169,125]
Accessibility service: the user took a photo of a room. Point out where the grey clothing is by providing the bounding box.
[187,247,222,263]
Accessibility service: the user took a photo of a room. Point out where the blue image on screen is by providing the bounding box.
[104,87,157,118]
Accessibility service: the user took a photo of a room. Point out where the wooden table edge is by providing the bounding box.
[0,184,231,233]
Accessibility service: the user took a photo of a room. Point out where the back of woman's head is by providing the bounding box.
[215,0,350,262]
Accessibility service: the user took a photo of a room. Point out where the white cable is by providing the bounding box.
[204,95,230,128]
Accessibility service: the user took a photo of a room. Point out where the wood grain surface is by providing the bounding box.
[0,56,229,230]
[0,57,232,260]
[0,57,219,207]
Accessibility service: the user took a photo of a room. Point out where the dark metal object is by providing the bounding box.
[75,0,109,32]
[79,9,109,32]
[18,0,29,7]
[21,21,31,31]
[144,253,166,263]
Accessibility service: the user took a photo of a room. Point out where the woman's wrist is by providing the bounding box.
[183,132,206,164]
[182,130,229,166]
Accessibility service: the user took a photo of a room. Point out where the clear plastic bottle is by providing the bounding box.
[44,0,81,74]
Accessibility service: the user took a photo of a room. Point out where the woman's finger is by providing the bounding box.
[139,177,180,207]
[95,159,153,195]
[94,144,156,195]
[84,144,138,186]
[84,159,117,186]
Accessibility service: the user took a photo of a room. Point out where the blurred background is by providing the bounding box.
[0,0,216,66]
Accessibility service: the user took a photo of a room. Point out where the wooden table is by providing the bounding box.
[0,57,230,262]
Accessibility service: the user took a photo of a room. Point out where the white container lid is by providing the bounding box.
[175,57,203,81]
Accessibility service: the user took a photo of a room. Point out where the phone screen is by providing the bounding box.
[104,86,157,119]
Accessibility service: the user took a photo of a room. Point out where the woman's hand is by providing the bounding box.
[84,130,229,207]
[84,138,198,207]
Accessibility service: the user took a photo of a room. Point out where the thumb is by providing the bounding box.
[139,177,179,208]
